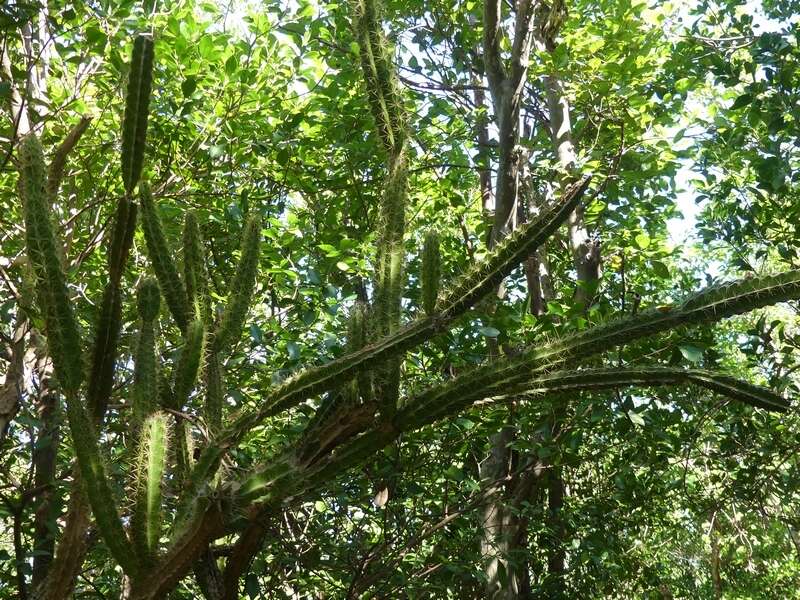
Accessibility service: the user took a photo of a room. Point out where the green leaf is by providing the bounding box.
[245,573,260,599]
[181,76,197,97]
[634,232,650,249]
[652,260,670,278]
[627,410,645,427]
[730,93,752,110]
[679,344,703,363]
[478,326,500,338]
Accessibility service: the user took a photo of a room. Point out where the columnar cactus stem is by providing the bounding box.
[132,412,170,563]
[421,231,440,316]
[134,278,161,426]
[19,133,139,578]
[121,35,154,195]
[182,211,210,322]
[19,134,83,396]
[140,183,190,333]
[353,0,409,417]
[173,319,205,410]
[213,215,261,354]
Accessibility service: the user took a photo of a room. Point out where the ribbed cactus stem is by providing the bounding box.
[121,34,154,195]
[19,134,84,396]
[132,411,169,563]
[353,0,409,418]
[174,418,194,481]
[173,319,205,410]
[421,230,440,315]
[182,211,210,323]
[139,182,190,332]
[353,0,406,154]
[134,278,161,425]
[348,301,371,402]
[204,345,224,432]
[214,215,261,353]
[20,132,139,576]
[64,394,140,576]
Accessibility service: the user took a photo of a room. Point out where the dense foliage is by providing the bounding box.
[1,0,799,598]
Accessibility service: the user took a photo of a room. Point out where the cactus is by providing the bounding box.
[132,412,169,562]
[121,34,154,195]
[213,214,261,354]
[421,231,440,315]
[353,0,406,154]
[182,211,210,323]
[401,366,790,431]
[173,418,194,481]
[19,134,84,396]
[173,319,205,410]
[134,278,161,425]
[140,182,190,333]
[203,347,224,432]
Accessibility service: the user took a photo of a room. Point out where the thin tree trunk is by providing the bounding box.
[31,376,61,587]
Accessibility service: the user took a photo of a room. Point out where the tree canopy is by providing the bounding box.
[1,0,800,598]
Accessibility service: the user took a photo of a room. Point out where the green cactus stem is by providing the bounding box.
[213,215,261,354]
[173,319,205,410]
[421,230,440,315]
[139,183,190,333]
[132,412,169,563]
[134,278,161,426]
[121,34,154,195]
[182,211,210,322]
[19,134,84,396]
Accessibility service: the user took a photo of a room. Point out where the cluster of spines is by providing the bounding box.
[121,34,154,195]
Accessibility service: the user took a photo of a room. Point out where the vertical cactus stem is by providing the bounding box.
[173,418,194,482]
[421,231,441,315]
[204,346,224,433]
[121,34,154,195]
[87,197,138,421]
[213,215,262,354]
[132,411,169,563]
[134,278,161,426]
[174,319,206,410]
[18,134,84,397]
[182,211,210,323]
[63,393,140,576]
[139,183,190,333]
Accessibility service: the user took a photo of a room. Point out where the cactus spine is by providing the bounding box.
[213,214,261,353]
[132,411,169,562]
[121,34,154,195]
[421,231,440,315]
[134,278,161,425]
[140,182,190,333]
